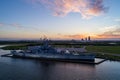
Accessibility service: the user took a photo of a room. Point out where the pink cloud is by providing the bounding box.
[31,0,108,19]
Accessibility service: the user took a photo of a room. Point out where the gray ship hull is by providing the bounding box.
[12,53,95,62]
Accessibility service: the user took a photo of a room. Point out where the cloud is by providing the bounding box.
[0,23,4,27]
[10,23,24,27]
[31,0,108,19]
[0,22,43,32]
[64,34,84,39]
[58,26,120,40]
[60,34,91,39]
[98,28,120,38]
[0,22,24,28]
[99,25,117,32]
[114,18,120,22]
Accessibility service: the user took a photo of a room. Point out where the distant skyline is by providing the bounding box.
[0,0,120,40]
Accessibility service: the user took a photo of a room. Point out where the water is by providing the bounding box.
[0,45,120,80]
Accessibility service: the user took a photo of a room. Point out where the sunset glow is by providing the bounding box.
[0,0,120,40]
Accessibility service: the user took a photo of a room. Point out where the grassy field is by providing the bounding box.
[86,46,120,61]
[86,46,120,54]
[1,45,27,50]
[1,45,120,54]
[1,44,83,50]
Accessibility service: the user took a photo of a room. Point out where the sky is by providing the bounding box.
[0,0,120,40]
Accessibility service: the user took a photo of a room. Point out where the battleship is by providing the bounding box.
[11,40,95,62]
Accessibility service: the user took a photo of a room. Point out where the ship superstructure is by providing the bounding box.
[11,40,95,62]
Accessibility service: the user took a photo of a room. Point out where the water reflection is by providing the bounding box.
[0,49,120,80]
[33,61,96,80]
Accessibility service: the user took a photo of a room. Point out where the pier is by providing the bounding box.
[1,53,12,57]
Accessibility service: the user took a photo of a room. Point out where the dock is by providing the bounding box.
[1,53,107,64]
[94,58,107,64]
[1,53,12,57]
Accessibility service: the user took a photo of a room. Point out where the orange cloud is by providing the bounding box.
[64,34,85,39]
[32,0,108,19]
[57,33,94,40]
[98,28,120,38]
[56,28,120,40]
